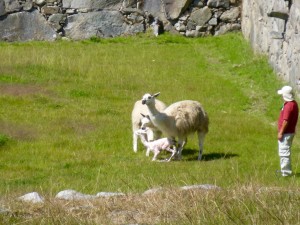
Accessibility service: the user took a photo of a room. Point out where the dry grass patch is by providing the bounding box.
[1,185,300,224]
[0,121,37,141]
[0,84,48,97]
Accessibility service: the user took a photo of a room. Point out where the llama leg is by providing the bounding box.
[197,132,206,160]
[176,138,186,160]
[166,147,176,162]
[133,132,138,152]
[152,151,159,161]
[146,148,150,157]
[146,129,154,141]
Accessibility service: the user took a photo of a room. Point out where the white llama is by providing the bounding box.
[131,99,167,153]
[141,92,209,160]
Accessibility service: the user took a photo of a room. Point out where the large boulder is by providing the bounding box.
[3,0,22,14]
[0,0,22,16]
[143,0,165,21]
[64,11,144,39]
[189,6,212,26]
[220,6,240,22]
[164,0,192,20]
[0,10,57,41]
[143,0,192,21]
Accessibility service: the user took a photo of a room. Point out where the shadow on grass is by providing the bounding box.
[181,149,239,161]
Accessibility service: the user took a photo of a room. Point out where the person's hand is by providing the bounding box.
[278,133,283,141]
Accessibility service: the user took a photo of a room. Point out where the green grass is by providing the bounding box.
[0,32,300,224]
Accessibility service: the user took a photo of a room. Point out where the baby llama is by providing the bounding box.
[135,128,177,161]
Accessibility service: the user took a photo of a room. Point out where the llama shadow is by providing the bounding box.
[201,152,239,161]
[181,149,239,161]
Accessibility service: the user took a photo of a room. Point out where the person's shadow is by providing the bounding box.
[181,149,239,161]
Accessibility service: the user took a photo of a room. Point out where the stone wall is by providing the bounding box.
[0,0,242,41]
[241,0,300,88]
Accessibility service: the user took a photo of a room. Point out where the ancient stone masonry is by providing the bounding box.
[242,0,300,90]
[0,0,241,41]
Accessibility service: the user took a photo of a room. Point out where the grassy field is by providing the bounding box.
[0,32,300,224]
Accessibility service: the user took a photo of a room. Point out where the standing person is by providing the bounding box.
[277,85,299,177]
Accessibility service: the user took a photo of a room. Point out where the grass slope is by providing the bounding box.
[0,32,300,223]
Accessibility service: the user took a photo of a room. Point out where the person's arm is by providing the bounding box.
[278,119,288,141]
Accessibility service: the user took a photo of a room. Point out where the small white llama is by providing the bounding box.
[134,128,177,162]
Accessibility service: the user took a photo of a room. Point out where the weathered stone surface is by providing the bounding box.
[3,0,22,13]
[214,23,240,35]
[193,0,204,8]
[64,11,144,39]
[18,192,44,203]
[0,0,242,41]
[207,0,230,9]
[33,0,46,6]
[185,29,204,37]
[41,5,60,15]
[180,184,221,190]
[16,184,222,206]
[0,0,6,16]
[242,0,300,88]
[163,0,192,20]
[23,0,34,11]
[186,20,196,30]
[125,13,144,24]
[0,10,57,41]
[208,17,218,25]
[174,21,186,31]
[96,192,125,197]
[48,13,66,30]
[120,7,144,15]
[47,0,58,3]
[143,0,194,21]
[65,11,144,40]
[189,6,212,26]
[220,6,240,22]
[55,190,95,200]
[142,0,165,21]
[62,0,122,10]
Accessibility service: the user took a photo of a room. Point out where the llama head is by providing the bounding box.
[140,114,152,130]
[141,92,160,105]
[134,128,148,136]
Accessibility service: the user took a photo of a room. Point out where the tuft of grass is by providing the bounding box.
[0,134,9,147]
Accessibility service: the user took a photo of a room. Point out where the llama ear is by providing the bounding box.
[153,92,160,98]
[140,113,146,117]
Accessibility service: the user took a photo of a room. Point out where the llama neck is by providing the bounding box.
[139,133,149,147]
[146,101,160,116]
